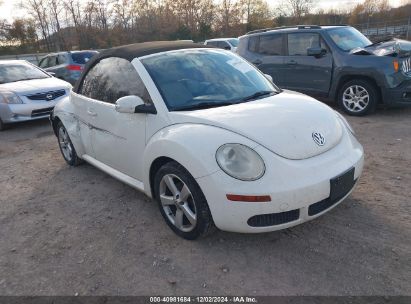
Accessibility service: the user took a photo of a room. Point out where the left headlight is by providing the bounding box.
[216,143,265,181]
[0,91,23,104]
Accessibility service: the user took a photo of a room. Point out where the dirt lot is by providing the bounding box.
[0,106,410,296]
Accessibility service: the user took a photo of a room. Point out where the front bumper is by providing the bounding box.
[0,100,59,124]
[196,130,364,233]
[382,79,411,105]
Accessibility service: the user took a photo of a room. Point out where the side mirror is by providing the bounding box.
[307,47,326,58]
[224,46,231,50]
[115,95,157,114]
[264,74,273,82]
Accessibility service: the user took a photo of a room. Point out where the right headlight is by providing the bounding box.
[0,91,23,104]
[216,143,265,181]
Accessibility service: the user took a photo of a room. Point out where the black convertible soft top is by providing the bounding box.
[73,41,211,93]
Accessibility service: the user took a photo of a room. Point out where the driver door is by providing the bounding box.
[283,33,333,95]
[77,57,153,182]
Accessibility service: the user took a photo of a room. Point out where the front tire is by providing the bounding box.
[338,79,379,116]
[57,121,82,166]
[154,161,215,240]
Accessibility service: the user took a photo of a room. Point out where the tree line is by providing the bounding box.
[0,0,410,55]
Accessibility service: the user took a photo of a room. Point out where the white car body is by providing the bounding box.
[0,60,71,127]
[52,43,364,236]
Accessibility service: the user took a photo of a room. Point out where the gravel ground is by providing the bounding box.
[0,106,410,296]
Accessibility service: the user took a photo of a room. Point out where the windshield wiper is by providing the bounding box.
[173,101,235,111]
[240,90,277,102]
[172,91,278,111]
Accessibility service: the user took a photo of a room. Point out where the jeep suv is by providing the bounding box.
[237,25,411,116]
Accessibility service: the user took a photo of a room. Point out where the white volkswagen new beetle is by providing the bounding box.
[50,41,364,240]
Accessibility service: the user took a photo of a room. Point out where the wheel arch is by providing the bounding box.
[149,156,176,199]
[51,115,61,136]
[334,74,382,103]
[142,123,258,198]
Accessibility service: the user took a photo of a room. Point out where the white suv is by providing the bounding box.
[204,38,239,52]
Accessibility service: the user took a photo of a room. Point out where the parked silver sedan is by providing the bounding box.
[0,60,72,130]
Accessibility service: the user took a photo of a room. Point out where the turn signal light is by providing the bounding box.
[393,60,399,72]
[226,194,271,202]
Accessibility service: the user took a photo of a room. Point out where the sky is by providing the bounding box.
[0,0,405,22]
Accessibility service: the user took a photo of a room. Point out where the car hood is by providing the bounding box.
[168,90,343,160]
[351,39,411,57]
[0,77,72,95]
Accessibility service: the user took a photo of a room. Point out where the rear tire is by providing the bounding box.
[154,161,215,240]
[338,79,379,116]
[0,119,5,131]
[57,121,83,166]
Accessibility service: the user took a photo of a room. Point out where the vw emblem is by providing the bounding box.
[46,94,53,100]
[312,132,325,146]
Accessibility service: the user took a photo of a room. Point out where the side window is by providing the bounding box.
[259,34,283,55]
[57,55,67,65]
[248,36,259,53]
[320,38,329,52]
[207,41,218,47]
[218,41,230,49]
[79,57,152,105]
[48,56,57,67]
[288,33,320,56]
[49,56,58,67]
[39,57,49,68]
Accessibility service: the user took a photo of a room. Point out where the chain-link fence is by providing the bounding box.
[0,53,47,65]
[354,18,411,41]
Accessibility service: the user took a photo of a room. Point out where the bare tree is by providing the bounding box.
[22,0,52,51]
[216,0,242,35]
[240,0,272,31]
[49,0,66,50]
[286,0,313,22]
[9,0,411,55]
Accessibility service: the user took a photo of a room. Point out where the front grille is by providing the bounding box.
[308,179,357,216]
[402,57,411,75]
[247,209,300,227]
[26,89,66,101]
[31,107,54,117]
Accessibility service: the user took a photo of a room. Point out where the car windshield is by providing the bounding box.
[71,51,97,64]
[0,63,49,84]
[228,39,239,47]
[328,27,372,51]
[141,49,278,111]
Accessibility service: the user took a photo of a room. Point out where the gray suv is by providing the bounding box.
[39,51,98,85]
[237,25,411,116]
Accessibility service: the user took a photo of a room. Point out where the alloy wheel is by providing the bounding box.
[159,174,197,232]
[58,126,73,162]
[342,85,370,113]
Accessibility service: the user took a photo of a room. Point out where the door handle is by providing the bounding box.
[87,109,97,117]
[253,59,262,65]
[287,60,297,65]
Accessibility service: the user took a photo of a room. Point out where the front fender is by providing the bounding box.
[52,96,87,157]
[142,123,259,197]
